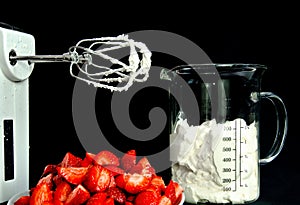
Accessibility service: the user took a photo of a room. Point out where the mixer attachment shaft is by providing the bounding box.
[9,53,89,64]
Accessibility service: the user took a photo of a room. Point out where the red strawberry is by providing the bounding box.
[54,181,72,203]
[164,180,176,205]
[86,192,107,205]
[158,195,171,205]
[15,196,30,205]
[106,187,127,204]
[126,195,135,202]
[52,175,64,186]
[41,164,57,177]
[36,173,54,190]
[93,150,120,166]
[145,185,161,199]
[173,181,183,205]
[115,174,130,189]
[64,184,90,205]
[104,198,114,205]
[57,167,89,185]
[125,202,134,205]
[60,152,82,167]
[134,191,159,205]
[42,202,54,205]
[83,164,111,192]
[80,152,96,167]
[164,180,183,205]
[30,182,53,205]
[121,150,136,171]
[104,165,125,176]
[108,174,117,188]
[53,200,63,205]
[124,173,151,194]
[150,176,166,192]
[129,157,156,177]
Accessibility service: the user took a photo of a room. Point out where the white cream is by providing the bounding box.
[170,118,259,204]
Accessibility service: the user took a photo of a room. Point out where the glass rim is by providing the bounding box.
[171,63,268,74]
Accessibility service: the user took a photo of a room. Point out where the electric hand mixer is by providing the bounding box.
[0,25,152,203]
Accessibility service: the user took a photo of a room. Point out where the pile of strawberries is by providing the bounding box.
[14,149,183,205]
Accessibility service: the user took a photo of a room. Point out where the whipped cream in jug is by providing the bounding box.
[170,117,259,204]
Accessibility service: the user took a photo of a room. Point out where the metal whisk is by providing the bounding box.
[9,34,152,91]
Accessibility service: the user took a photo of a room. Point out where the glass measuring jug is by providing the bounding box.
[161,64,288,204]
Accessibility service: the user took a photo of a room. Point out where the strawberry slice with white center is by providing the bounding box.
[121,149,136,171]
[60,152,82,167]
[124,173,151,194]
[83,164,111,192]
[158,195,172,205]
[93,150,120,166]
[29,182,53,205]
[150,176,166,192]
[57,166,89,185]
[64,184,90,205]
[129,157,156,177]
[54,181,72,203]
[80,152,95,167]
[164,180,183,205]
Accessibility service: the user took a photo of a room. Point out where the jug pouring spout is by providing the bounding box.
[160,68,174,81]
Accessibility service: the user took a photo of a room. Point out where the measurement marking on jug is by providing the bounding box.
[240,119,243,187]
[219,119,253,193]
[234,119,238,191]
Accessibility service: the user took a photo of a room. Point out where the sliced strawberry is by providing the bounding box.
[115,174,130,189]
[121,150,136,171]
[158,195,172,205]
[124,173,151,194]
[54,181,72,202]
[145,185,161,199]
[164,180,183,205]
[80,152,96,167]
[14,196,30,205]
[36,173,54,190]
[64,184,90,205]
[126,195,135,202]
[57,166,89,185]
[106,187,127,204]
[104,165,125,176]
[108,174,117,188]
[52,175,64,186]
[125,202,134,205]
[150,176,166,192]
[41,164,57,177]
[164,180,176,205]
[42,202,54,205]
[93,150,120,166]
[129,157,156,177]
[173,181,183,205]
[173,194,183,205]
[134,191,159,205]
[83,164,111,192]
[53,199,63,205]
[104,197,114,205]
[86,192,107,205]
[30,182,53,205]
[60,152,82,167]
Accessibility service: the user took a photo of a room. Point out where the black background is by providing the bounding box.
[1,3,299,204]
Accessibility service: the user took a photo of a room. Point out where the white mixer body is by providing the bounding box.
[0,26,35,203]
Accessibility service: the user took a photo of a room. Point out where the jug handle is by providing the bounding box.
[259,92,288,165]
